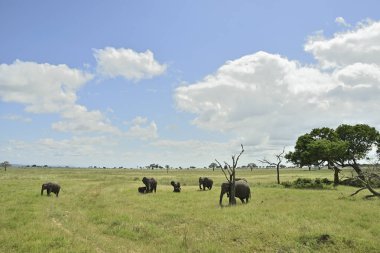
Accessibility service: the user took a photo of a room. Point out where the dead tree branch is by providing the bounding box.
[216,159,229,182]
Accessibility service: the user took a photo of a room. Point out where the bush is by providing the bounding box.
[281,178,332,189]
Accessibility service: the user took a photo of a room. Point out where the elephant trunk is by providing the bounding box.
[219,191,225,206]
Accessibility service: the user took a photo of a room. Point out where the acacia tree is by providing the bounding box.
[209,162,218,171]
[286,124,380,186]
[335,124,380,176]
[259,147,285,184]
[247,163,257,171]
[1,161,11,171]
[215,145,244,206]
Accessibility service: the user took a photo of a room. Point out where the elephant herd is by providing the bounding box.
[41,176,251,206]
[137,176,251,206]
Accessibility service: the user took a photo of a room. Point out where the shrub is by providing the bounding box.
[281,178,332,189]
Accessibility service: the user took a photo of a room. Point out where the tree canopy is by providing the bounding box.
[286,124,380,184]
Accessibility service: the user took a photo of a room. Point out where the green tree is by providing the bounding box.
[335,124,380,176]
[247,163,257,171]
[286,124,380,185]
[209,162,218,171]
[1,161,11,171]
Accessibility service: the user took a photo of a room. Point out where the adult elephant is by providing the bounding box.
[199,177,213,190]
[219,180,251,206]
[41,182,61,197]
[142,177,157,193]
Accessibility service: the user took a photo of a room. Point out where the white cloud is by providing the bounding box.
[305,20,380,68]
[125,116,158,140]
[0,60,121,134]
[335,17,350,27]
[175,20,380,157]
[94,47,167,81]
[52,105,120,134]
[0,60,93,113]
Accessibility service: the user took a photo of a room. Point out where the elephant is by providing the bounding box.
[219,180,251,206]
[41,182,61,197]
[138,186,147,193]
[170,181,181,192]
[142,177,157,193]
[199,177,213,190]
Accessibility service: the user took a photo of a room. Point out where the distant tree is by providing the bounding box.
[1,161,11,171]
[259,147,285,184]
[247,163,257,171]
[209,162,218,171]
[149,164,159,170]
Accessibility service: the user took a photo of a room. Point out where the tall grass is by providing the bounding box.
[0,168,379,252]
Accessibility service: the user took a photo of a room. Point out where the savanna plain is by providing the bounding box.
[0,168,379,253]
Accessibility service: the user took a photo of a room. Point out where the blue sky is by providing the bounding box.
[1,1,380,167]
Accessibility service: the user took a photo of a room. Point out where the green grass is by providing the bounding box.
[0,168,379,252]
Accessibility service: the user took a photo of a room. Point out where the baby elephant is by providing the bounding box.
[170,181,181,192]
[41,182,61,197]
[138,186,147,193]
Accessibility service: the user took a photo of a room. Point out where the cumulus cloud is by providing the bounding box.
[94,47,167,81]
[0,60,120,134]
[305,20,380,68]
[175,20,380,156]
[0,60,93,113]
[52,105,120,134]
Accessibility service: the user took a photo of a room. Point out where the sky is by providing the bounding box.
[1,0,380,168]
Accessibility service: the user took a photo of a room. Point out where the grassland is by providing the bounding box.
[0,168,379,253]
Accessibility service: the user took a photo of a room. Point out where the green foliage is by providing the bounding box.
[336,124,380,161]
[286,124,380,177]
[281,178,333,189]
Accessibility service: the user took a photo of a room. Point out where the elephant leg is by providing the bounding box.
[47,189,51,196]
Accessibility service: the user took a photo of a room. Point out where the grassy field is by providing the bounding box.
[0,168,379,253]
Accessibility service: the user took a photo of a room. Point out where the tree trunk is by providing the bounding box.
[333,168,340,186]
[276,165,280,184]
[352,162,364,178]
[229,172,236,205]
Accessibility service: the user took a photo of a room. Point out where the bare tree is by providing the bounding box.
[259,147,285,184]
[215,144,244,206]
[350,164,380,199]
